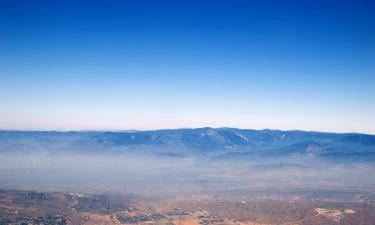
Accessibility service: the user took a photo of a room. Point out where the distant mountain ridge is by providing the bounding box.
[1,128,375,160]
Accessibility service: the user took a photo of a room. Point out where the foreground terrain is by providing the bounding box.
[1,189,375,225]
[1,129,374,224]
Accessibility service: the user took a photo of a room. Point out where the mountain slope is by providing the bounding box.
[0,128,374,159]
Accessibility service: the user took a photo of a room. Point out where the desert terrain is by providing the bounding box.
[1,189,375,225]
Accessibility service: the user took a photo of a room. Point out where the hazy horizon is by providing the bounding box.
[1,126,375,135]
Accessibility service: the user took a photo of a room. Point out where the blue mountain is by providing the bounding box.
[0,128,374,161]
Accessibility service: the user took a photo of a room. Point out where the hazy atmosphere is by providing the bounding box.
[1,1,375,225]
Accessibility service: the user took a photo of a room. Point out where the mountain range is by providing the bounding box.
[1,128,375,161]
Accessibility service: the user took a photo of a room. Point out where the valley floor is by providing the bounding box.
[1,189,375,225]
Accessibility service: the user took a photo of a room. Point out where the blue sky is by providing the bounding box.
[1,0,374,133]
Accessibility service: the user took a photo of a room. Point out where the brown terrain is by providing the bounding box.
[1,189,375,225]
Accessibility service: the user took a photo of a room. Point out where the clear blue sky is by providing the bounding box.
[1,0,374,133]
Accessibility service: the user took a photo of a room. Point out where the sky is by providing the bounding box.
[0,0,374,133]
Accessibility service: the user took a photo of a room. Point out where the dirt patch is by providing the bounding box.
[173,217,200,225]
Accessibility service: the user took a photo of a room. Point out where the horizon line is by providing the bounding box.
[0,127,373,136]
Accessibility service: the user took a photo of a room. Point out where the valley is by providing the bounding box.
[1,189,375,225]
